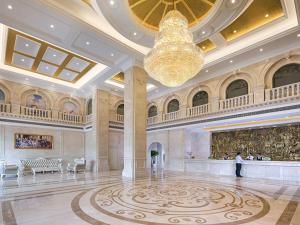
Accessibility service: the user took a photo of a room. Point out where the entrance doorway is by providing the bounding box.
[148,142,164,169]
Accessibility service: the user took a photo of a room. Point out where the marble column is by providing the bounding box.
[87,89,109,172]
[122,66,147,178]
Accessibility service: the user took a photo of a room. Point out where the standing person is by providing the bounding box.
[235,152,243,177]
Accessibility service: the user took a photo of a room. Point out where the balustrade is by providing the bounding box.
[147,115,158,125]
[85,114,93,123]
[0,103,11,113]
[1,82,300,126]
[163,110,182,122]
[59,112,82,123]
[265,82,300,101]
[219,93,253,111]
[186,104,209,117]
[21,106,51,118]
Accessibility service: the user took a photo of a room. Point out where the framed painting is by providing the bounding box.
[15,134,53,149]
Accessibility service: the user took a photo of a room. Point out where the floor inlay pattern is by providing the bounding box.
[72,179,270,225]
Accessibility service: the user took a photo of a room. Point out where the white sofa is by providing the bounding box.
[20,158,62,175]
[67,158,85,173]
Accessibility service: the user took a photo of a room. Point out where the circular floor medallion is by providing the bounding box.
[72,179,270,225]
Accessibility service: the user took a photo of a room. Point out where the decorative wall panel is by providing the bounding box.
[211,125,300,161]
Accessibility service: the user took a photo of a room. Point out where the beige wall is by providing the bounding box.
[108,129,124,170]
[0,124,85,165]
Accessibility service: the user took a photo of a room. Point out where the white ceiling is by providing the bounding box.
[0,0,299,99]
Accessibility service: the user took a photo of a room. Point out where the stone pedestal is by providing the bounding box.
[11,103,20,115]
[86,89,109,172]
[211,97,220,112]
[51,108,60,120]
[253,85,265,104]
[122,66,147,178]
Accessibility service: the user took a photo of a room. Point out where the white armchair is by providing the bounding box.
[0,160,19,178]
[67,158,86,173]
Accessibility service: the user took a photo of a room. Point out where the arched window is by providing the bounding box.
[87,99,92,115]
[26,94,45,109]
[117,104,124,115]
[167,99,179,113]
[148,105,157,117]
[273,64,300,88]
[192,91,208,107]
[226,79,248,99]
[0,89,5,103]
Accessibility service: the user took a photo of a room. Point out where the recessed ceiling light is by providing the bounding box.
[86,41,90,45]
[205,69,209,73]
[233,30,237,33]
[109,0,115,5]
[21,58,25,62]
[259,48,263,52]
[66,73,70,76]
[133,32,137,36]
[297,34,300,37]
[50,24,55,29]
[265,14,269,18]
[25,78,29,81]
[7,5,13,10]
[110,53,114,57]
[202,46,206,49]
[231,0,236,3]
[76,62,79,65]
[53,54,56,57]
[45,66,49,70]
[229,60,233,63]
[25,43,29,47]
[202,31,206,35]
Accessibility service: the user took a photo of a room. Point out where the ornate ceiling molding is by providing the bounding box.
[95,0,252,47]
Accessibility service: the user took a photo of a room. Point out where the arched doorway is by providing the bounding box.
[148,142,164,169]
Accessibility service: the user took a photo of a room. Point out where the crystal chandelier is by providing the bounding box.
[144,9,204,87]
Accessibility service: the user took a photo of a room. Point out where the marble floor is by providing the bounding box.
[0,171,300,225]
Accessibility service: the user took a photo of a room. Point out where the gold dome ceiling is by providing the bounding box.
[128,0,216,31]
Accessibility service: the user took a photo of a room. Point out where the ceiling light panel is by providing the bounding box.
[197,39,216,53]
[5,28,96,83]
[37,62,59,76]
[14,35,41,57]
[11,53,35,69]
[58,69,78,81]
[42,47,68,65]
[66,57,89,72]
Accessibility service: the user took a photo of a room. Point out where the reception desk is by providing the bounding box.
[185,159,300,181]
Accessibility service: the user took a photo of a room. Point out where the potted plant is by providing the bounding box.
[151,150,159,168]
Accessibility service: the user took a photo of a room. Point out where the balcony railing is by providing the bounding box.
[147,115,158,125]
[186,104,209,117]
[110,113,124,122]
[1,82,299,127]
[0,103,11,113]
[163,110,182,122]
[265,82,300,101]
[219,93,254,111]
[59,112,82,123]
[21,106,51,119]
[85,114,93,123]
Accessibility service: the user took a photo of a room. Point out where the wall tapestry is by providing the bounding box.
[211,125,300,161]
[15,134,53,149]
